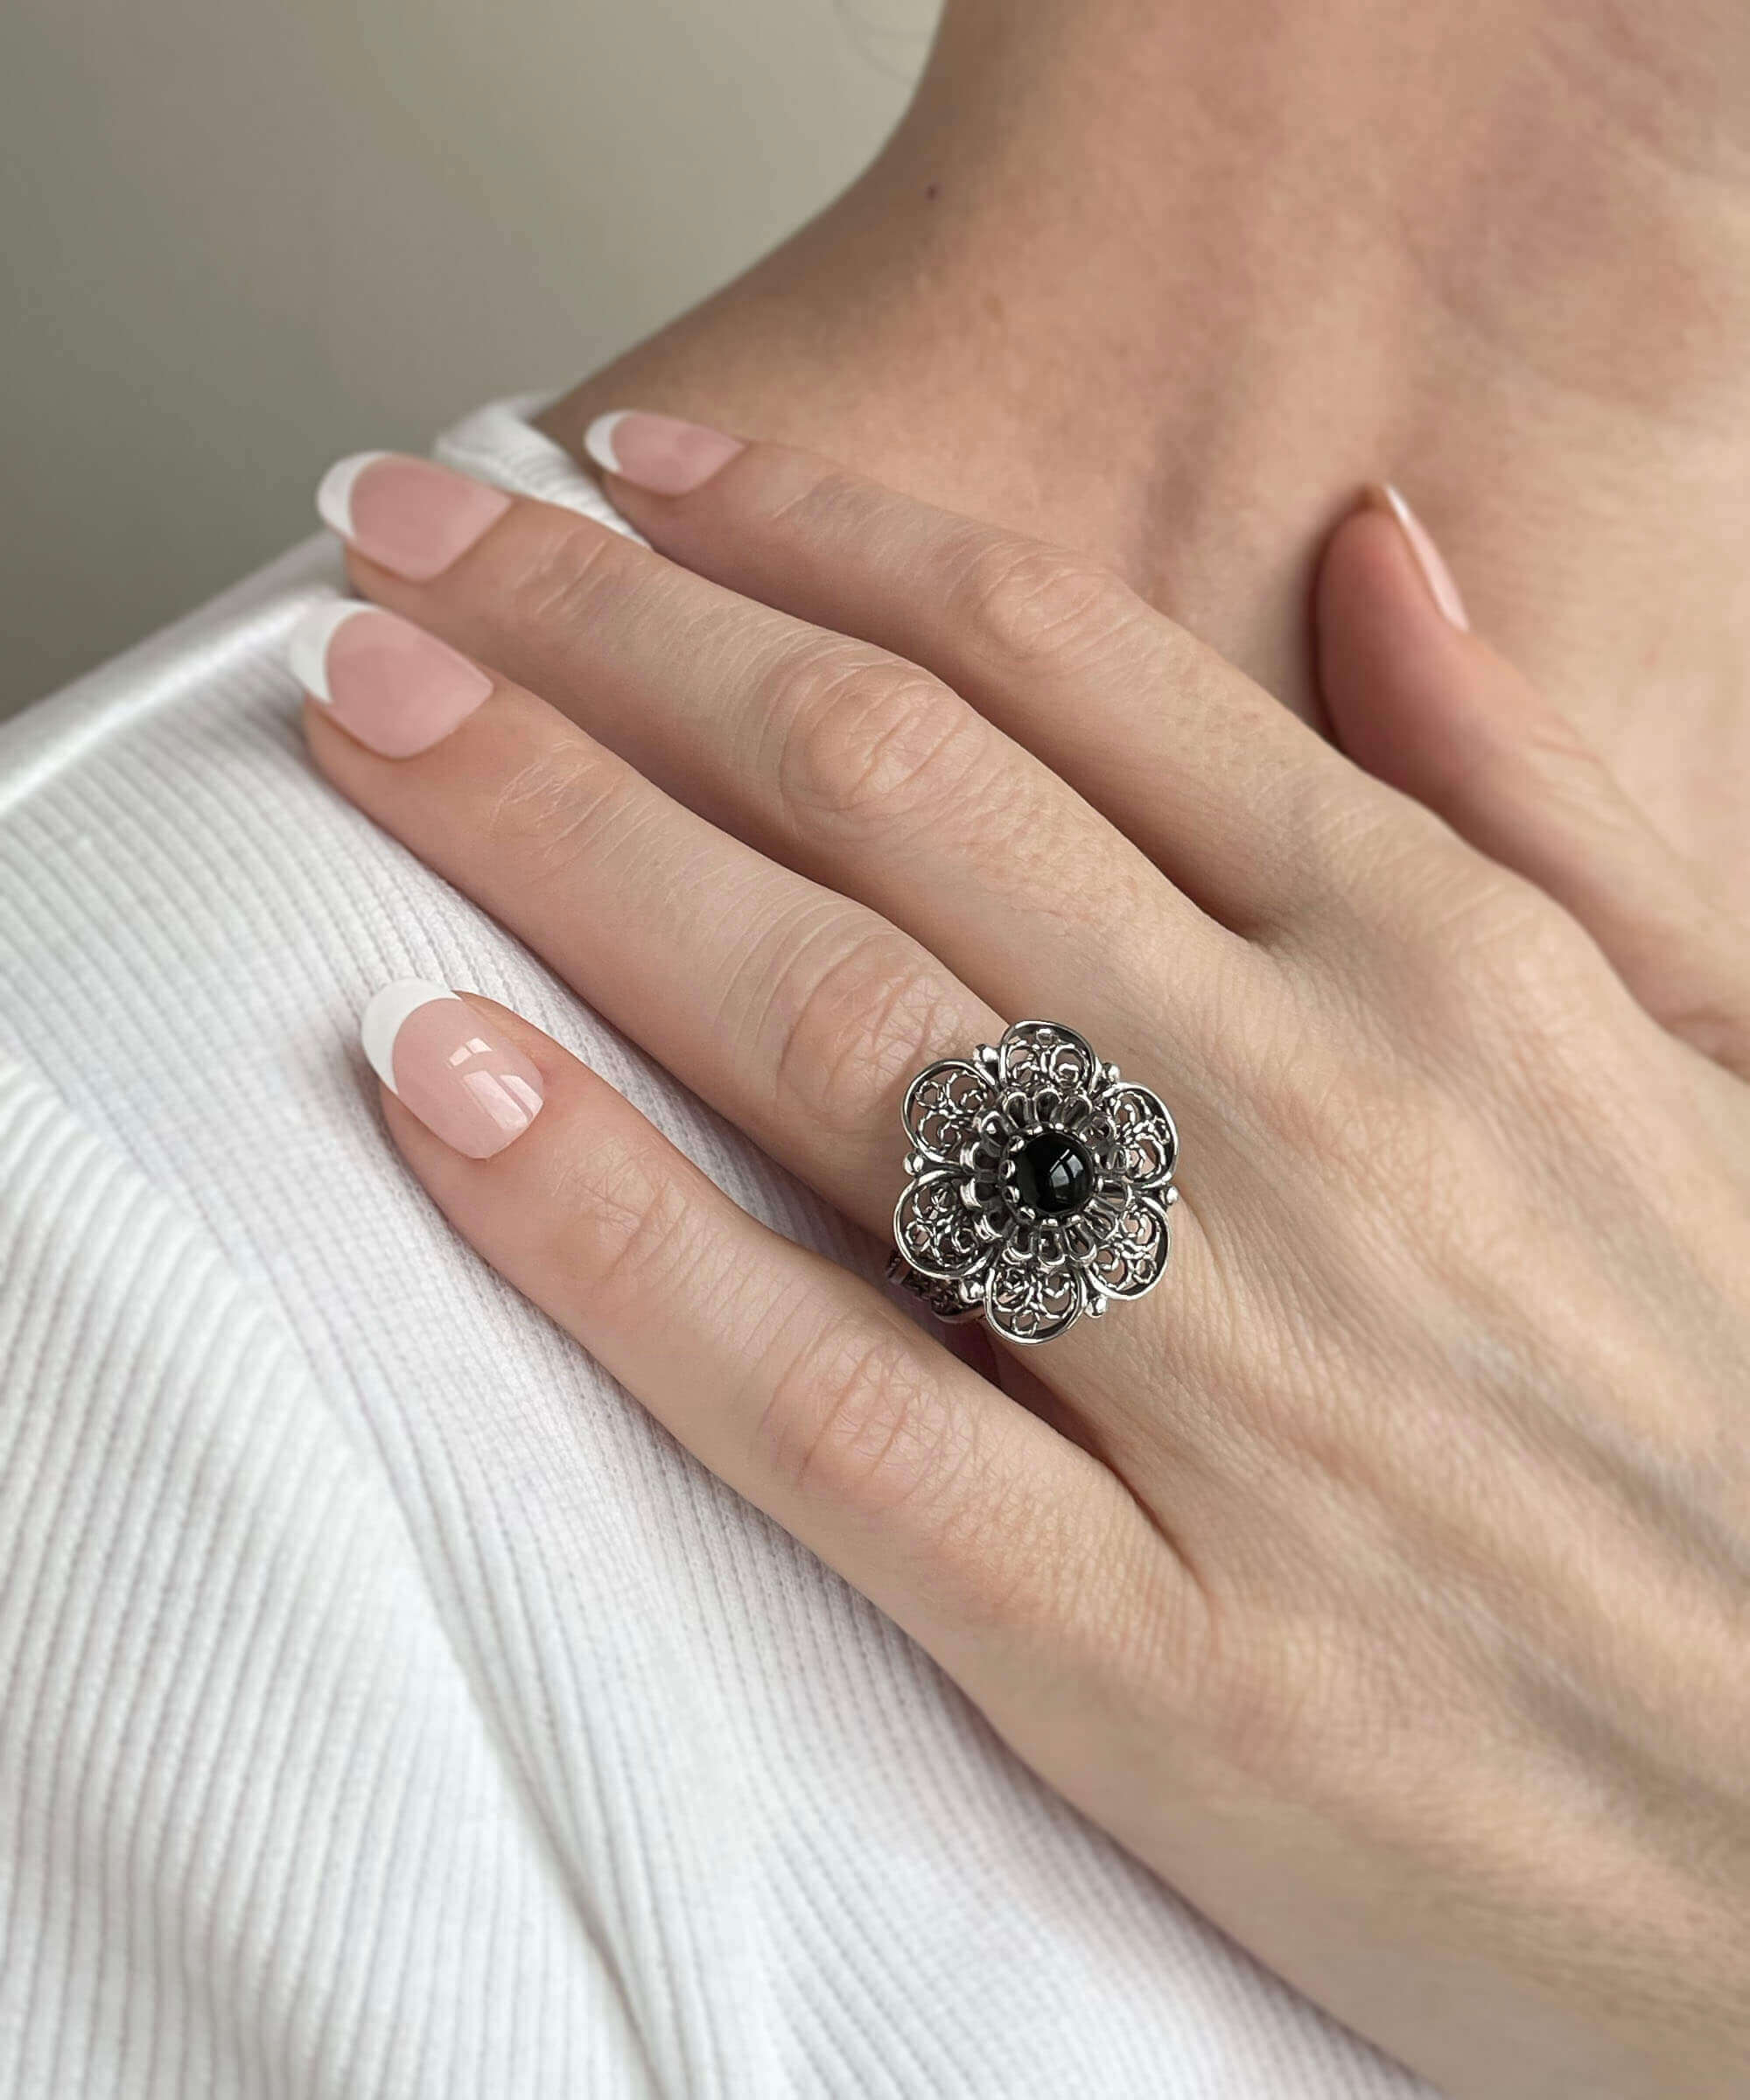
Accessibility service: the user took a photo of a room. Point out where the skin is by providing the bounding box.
[537,0,1750,913]
[293,4,1750,2085]
[299,430,1750,2096]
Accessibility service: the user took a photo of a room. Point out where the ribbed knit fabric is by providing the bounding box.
[0,399,1431,2097]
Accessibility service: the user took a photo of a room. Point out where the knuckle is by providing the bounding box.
[971,1484,1187,1675]
[1315,815,1607,1049]
[1274,779,1432,924]
[480,740,639,883]
[1265,768,1480,949]
[762,913,963,1145]
[1242,994,1454,1222]
[757,460,881,542]
[1192,1613,1354,1795]
[1187,1586,1466,1816]
[772,640,974,840]
[758,1312,967,1516]
[1412,868,1606,1038]
[1260,864,1622,1209]
[497,509,630,640]
[756,1320,1182,1672]
[1190,1634,1295,1780]
[948,534,1144,676]
[549,1132,702,1312]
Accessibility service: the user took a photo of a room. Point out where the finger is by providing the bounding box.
[314,452,1244,1056]
[290,599,1002,1237]
[1316,486,1750,1077]
[360,981,1198,1727]
[568,411,1381,934]
[293,604,1229,1396]
[318,441,1362,953]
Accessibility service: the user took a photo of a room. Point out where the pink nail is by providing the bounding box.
[316,453,513,579]
[360,981,544,1159]
[287,604,493,758]
[1371,484,1470,631]
[583,410,746,495]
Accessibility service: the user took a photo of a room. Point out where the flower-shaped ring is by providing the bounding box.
[886,1019,1180,1345]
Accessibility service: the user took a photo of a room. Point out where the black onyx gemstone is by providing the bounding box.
[1012,1132,1094,1215]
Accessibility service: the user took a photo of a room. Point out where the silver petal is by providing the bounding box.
[984,1252,1087,1346]
[1083,1194,1172,1300]
[1082,1082,1178,1191]
[893,1170,997,1281]
[901,1059,998,1166]
[997,1020,1101,1099]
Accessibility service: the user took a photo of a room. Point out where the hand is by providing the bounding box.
[292,421,1750,2098]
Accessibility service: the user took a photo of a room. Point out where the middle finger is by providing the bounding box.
[319,456,1252,1062]
[292,599,999,1228]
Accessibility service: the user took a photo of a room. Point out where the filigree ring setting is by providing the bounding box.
[886,1020,1179,1346]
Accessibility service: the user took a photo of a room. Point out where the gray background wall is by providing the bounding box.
[2,0,939,718]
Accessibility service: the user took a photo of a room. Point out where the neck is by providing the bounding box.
[542,0,1750,895]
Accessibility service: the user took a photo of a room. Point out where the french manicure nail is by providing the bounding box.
[287,602,493,757]
[360,980,544,1158]
[315,452,513,579]
[584,410,746,495]
[1369,483,1470,630]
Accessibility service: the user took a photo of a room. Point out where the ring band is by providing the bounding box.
[887,1019,1179,1345]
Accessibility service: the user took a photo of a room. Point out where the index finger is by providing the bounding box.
[578,410,1375,934]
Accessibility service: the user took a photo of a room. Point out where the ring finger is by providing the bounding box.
[290,607,1241,1388]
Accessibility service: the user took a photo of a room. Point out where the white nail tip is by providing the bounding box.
[1379,482,1417,535]
[316,450,389,541]
[583,411,630,476]
[285,598,373,704]
[360,979,456,1094]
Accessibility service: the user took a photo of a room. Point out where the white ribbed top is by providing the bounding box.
[0,397,1429,2097]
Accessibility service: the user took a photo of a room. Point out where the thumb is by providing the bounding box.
[1316,485,1750,1080]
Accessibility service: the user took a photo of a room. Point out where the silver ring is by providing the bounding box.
[886,1019,1179,1345]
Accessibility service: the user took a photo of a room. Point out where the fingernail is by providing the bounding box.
[316,452,513,579]
[360,980,544,1159]
[584,410,746,495]
[1368,484,1470,630]
[287,602,493,757]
